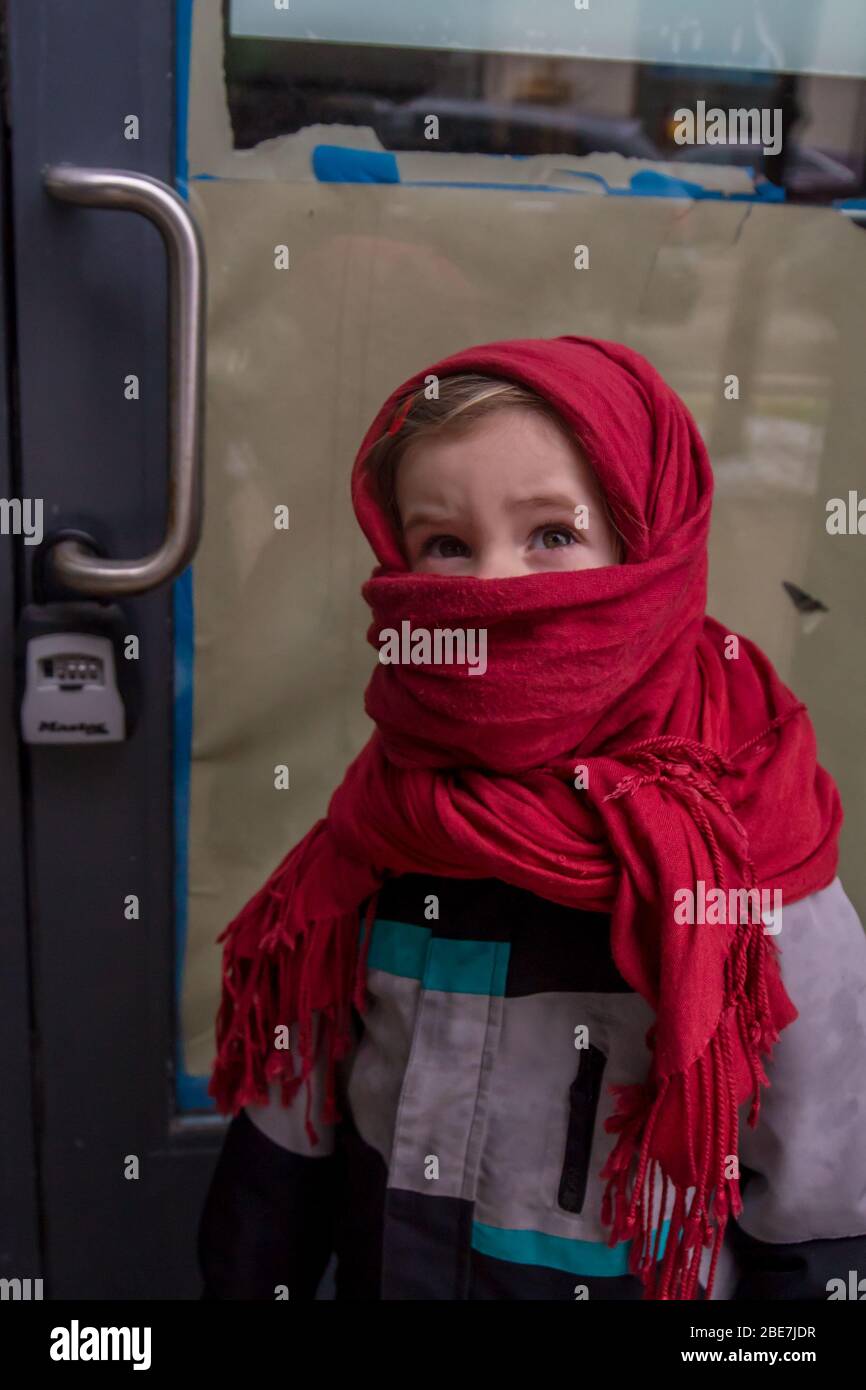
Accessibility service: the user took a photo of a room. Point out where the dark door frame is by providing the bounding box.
[0,0,40,1292]
[1,0,223,1298]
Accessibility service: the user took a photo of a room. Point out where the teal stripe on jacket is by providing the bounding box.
[471,1219,672,1277]
[365,918,510,996]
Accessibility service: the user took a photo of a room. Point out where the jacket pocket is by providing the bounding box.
[557,1042,607,1215]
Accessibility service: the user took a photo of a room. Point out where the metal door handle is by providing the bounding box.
[41,165,206,596]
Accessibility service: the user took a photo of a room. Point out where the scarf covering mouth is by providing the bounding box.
[209,334,842,1300]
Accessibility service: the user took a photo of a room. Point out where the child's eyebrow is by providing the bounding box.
[507,494,582,512]
[402,496,586,532]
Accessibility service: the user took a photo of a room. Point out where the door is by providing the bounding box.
[2,0,215,1298]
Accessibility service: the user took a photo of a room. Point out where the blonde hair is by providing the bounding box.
[362,373,626,559]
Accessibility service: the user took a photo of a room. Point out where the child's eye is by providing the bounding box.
[422,534,471,559]
[531,524,579,550]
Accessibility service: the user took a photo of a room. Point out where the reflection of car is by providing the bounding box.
[320,93,663,159]
[320,92,858,202]
[669,140,859,198]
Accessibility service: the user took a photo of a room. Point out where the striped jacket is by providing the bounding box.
[198,873,866,1300]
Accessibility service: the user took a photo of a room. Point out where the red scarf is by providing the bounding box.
[209,335,842,1300]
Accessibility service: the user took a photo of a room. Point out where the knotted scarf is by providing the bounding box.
[208,335,842,1300]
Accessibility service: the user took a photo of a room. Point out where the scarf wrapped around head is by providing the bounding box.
[208,334,842,1300]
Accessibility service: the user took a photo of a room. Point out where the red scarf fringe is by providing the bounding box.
[208,710,817,1299]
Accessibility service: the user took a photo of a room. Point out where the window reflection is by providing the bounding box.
[223,19,866,205]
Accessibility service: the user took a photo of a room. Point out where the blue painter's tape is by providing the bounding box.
[175,0,193,200]
[177,1070,213,1112]
[312,144,401,183]
[627,168,784,203]
[554,165,784,203]
[627,168,724,200]
[172,566,198,1106]
[731,182,785,203]
[174,0,215,1113]
[550,168,610,192]
[310,143,783,203]
[400,179,589,195]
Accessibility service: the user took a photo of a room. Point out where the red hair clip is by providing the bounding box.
[386,392,415,436]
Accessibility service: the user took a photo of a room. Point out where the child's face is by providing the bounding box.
[395,407,621,577]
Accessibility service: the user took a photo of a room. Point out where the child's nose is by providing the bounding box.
[472,545,529,580]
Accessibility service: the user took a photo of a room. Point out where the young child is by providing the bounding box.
[198,335,866,1301]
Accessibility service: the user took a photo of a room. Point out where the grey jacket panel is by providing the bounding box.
[216,873,866,1300]
[733,877,866,1244]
